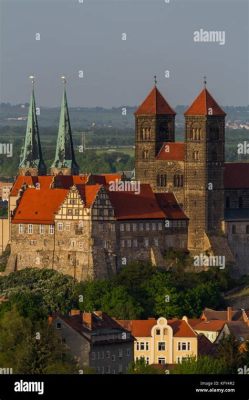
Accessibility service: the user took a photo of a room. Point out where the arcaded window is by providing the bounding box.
[157,174,167,187]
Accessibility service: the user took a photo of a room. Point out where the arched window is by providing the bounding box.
[141,127,151,140]
[142,149,149,159]
[174,175,183,187]
[193,151,199,161]
[157,174,167,187]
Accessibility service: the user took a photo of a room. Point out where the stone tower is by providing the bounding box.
[184,83,226,252]
[19,79,46,176]
[135,81,176,184]
[50,79,79,176]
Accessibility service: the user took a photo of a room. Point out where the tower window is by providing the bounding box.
[141,127,151,140]
[226,197,230,209]
[142,150,149,159]
[239,197,243,208]
[174,175,184,187]
[192,128,201,140]
[193,151,199,161]
[157,174,167,187]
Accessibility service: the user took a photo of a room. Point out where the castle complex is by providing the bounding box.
[4,79,249,279]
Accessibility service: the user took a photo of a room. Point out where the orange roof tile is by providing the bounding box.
[184,88,226,116]
[194,320,226,332]
[224,163,249,189]
[156,142,185,161]
[12,188,68,224]
[107,184,166,220]
[117,319,196,338]
[135,86,176,116]
[155,193,188,220]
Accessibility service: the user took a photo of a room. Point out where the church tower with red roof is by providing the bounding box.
[134,79,176,184]
[184,81,226,251]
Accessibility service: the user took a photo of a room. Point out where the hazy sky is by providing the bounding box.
[0,0,248,107]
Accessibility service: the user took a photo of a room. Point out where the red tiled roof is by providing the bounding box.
[194,320,226,332]
[12,188,68,224]
[12,184,102,224]
[117,319,196,338]
[135,86,176,116]
[184,88,226,116]
[186,319,201,328]
[107,184,166,220]
[155,193,188,220]
[90,174,122,185]
[201,307,243,322]
[156,142,185,161]
[224,163,249,189]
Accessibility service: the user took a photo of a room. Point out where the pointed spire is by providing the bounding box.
[135,85,176,116]
[50,77,79,176]
[184,84,226,117]
[19,76,46,176]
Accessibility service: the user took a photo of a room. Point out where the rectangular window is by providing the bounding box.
[139,223,143,231]
[158,342,166,351]
[111,355,116,362]
[127,239,132,248]
[156,329,160,335]
[121,240,125,248]
[39,224,44,234]
[126,349,130,357]
[91,352,96,360]
[146,357,149,365]
[145,223,150,231]
[19,224,24,234]
[140,342,145,350]
[65,223,71,231]
[106,366,111,374]
[158,358,166,365]
[120,224,124,232]
[126,224,130,232]
[178,342,187,351]
[49,225,54,234]
[187,342,191,351]
[136,342,139,351]
[106,351,110,358]
[144,238,149,247]
[132,223,137,231]
[154,238,159,246]
[70,240,76,248]
[78,242,83,249]
[67,209,73,215]
[74,209,79,215]
[118,349,123,358]
[133,239,138,247]
[57,223,63,231]
[152,223,156,231]
[146,342,149,351]
[158,223,162,231]
[56,322,61,329]
[118,364,123,373]
[28,224,33,234]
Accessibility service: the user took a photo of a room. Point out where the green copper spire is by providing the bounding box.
[50,77,79,176]
[19,76,46,176]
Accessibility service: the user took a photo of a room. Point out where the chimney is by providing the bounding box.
[82,312,93,329]
[70,309,81,316]
[48,315,53,325]
[227,307,232,322]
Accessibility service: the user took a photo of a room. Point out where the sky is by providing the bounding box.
[0,0,248,107]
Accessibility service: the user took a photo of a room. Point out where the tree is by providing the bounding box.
[102,286,143,319]
[0,307,77,374]
[216,335,243,373]
[171,356,227,374]
[128,358,164,374]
